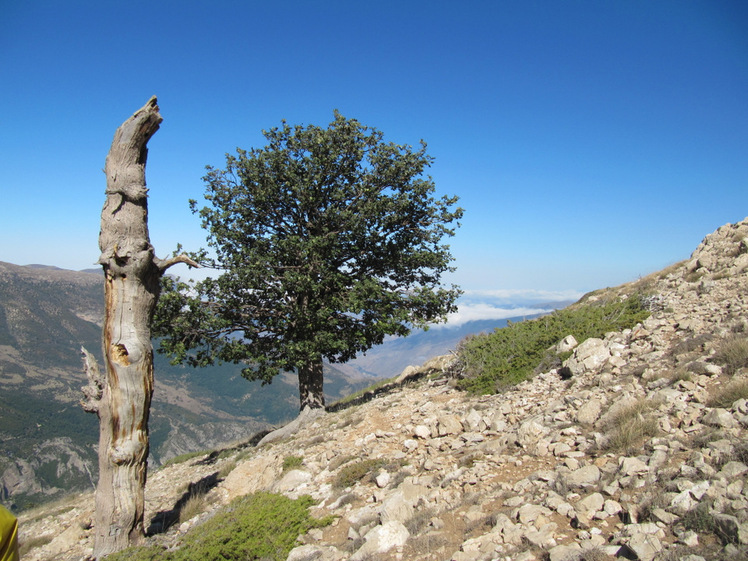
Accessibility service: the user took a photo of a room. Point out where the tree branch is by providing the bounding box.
[155,254,200,272]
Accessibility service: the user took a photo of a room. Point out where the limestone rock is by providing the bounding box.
[576,399,603,425]
[438,415,463,436]
[703,408,738,428]
[287,544,346,561]
[566,338,611,376]
[556,335,578,354]
[350,521,410,561]
[273,469,312,495]
[564,465,600,488]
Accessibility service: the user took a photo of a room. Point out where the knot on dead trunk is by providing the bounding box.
[80,346,104,414]
[110,437,146,465]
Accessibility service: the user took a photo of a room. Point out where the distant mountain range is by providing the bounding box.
[0,260,566,510]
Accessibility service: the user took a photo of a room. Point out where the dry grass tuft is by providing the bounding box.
[602,399,660,453]
[178,493,212,524]
[19,534,54,557]
[707,378,748,409]
[713,335,748,375]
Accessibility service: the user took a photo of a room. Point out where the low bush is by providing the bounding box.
[218,460,237,479]
[282,455,303,471]
[333,458,387,489]
[332,458,403,489]
[456,293,650,394]
[160,450,208,468]
[668,367,692,384]
[107,492,332,561]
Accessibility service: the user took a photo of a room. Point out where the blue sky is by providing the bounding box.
[1,1,747,322]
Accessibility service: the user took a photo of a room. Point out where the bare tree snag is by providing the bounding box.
[84,96,197,559]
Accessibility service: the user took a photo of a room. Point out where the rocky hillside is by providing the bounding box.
[17,218,748,561]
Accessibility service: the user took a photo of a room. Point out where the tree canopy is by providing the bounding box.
[154,111,463,409]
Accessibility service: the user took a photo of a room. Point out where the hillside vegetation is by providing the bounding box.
[455,291,652,394]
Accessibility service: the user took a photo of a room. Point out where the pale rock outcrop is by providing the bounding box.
[565,337,611,376]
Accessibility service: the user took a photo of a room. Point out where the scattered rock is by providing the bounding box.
[18,217,748,561]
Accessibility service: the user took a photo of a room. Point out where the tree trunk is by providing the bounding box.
[81,97,196,559]
[298,355,325,410]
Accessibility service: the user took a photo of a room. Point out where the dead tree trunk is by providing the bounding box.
[81,97,196,559]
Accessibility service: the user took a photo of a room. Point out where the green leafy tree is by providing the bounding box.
[154,112,463,410]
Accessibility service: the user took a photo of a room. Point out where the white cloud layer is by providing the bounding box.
[435,288,585,328]
[461,288,585,305]
[444,304,555,328]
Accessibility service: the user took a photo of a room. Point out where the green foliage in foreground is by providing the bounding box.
[456,293,651,394]
[106,492,333,561]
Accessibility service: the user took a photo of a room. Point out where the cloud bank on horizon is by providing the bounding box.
[442,288,584,328]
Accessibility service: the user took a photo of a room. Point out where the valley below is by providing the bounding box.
[0,261,544,511]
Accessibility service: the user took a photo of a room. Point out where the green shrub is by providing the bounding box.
[333,458,388,489]
[456,294,650,394]
[107,492,332,561]
[160,450,208,468]
[282,455,303,471]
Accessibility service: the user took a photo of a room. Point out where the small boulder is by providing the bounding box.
[350,521,410,561]
[564,465,601,488]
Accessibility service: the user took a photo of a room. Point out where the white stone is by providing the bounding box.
[375,471,391,488]
[626,532,662,561]
[576,492,604,516]
[564,465,600,488]
[350,521,410,560]
[517,416,547,446]
[719,461,748,479]
[413,425,431,439]
[517,504,552,524]
[576,399,603,425]
[703,408,738,428]
[567,338,611,375]
[670,490,697,513]
[438,415,463,436]
[379,490,413,523]
[287,545,346,561]
[402,439,418,452]
[619,456,649,476]
[556,335,578,353]
[273,469,312,494]
[548,543,581,561]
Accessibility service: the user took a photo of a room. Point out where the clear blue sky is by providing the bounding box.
[1,1,747,320]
